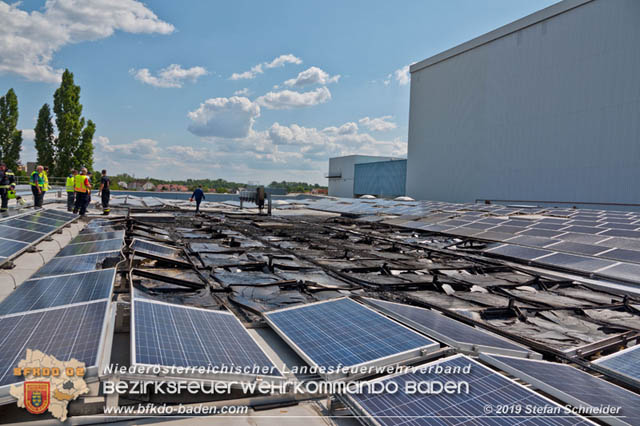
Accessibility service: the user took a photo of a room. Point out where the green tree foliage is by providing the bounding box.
[0,89,22,170]
[34,103,56,168]
[53,69,94,176]
[268,180,325,193]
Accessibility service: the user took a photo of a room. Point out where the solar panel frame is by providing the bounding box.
[130,298,285,384]
[342,354,594,426]
[0,300,113,398]
[360,298,538,359]
[264,297,439,380]
[593,345,640,385]
[481,354,640,426]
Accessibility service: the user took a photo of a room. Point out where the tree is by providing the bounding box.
[34,103,56,168]
[53,69,94,176]
[0,89,22,170]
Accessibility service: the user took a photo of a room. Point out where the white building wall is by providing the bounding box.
[328,155,400,198]
[407,0,640,204]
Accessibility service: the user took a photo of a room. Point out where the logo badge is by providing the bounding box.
[24,382,50,415]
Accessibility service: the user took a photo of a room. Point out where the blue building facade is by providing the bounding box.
[353,160,407,198]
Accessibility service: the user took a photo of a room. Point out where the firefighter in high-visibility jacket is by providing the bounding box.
[66,169,77,212]
[0,163,16,212]
[30,165,45,208]
[73,168,91,216]
[42,166,50,199]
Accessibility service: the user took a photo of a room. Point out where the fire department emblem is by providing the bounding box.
[24,382,50,415]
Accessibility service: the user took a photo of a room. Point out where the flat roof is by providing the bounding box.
[410,0,592,74]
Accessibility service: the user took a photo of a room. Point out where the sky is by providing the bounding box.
[0,0,558,184]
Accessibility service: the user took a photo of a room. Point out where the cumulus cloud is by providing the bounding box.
[230,54,302,80]
[233,88,250,96]
[284,66,340,87]
[394,65,410,85]
[187,96,261,138]
[256,87,331,110]
[358,116,397,132]
[131,64,207,88]
[0,0,174,82]
[96,136,161,158]
[322,122,358,136]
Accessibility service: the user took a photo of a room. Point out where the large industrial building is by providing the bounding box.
[327,155,406,198]
[406,0,640,204]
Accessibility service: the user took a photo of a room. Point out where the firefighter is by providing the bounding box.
[66,169,77,212]
[30,165,44,208]
[73,168,91,216]
[42,166,49,200]
[8,184,25,206]
[0,163,16,212]
[98,169,111,215]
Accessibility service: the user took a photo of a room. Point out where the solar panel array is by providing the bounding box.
[0,209,76,263]
[132,298,282,380]
[362,298,535,358]
[264,298,438,377]
[344,355,591,425]
[130,238,182,259]
[481,354,640,426]
[594,345,640,384]
[304,197,640,284]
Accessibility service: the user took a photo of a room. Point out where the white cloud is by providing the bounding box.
[256,87,331,110]
[284,66,340,87]
[322,122,358,136]
[131,64,207,88]
[187,96,261,138]
[383,73,392,86]
[394,65,410,85]
[230,54,302,80]
[0,0,174,83]
[358,116,397,132]
[233,88,250,96]
[96,136,161,158]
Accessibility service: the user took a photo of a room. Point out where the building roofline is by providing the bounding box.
[410,0,593,74]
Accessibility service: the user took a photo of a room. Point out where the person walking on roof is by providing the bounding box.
[98,169,111,215]
[0,163,16,212]
[73,168,91,216]
[190,185,205,214]
[30,165,44,208]
[66,169,77,212]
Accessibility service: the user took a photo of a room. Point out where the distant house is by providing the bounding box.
[118,181,128,189]
[311,188,328,195]
[156,184,188,192]
[142,182,155,191]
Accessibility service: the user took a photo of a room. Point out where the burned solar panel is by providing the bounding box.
[264,298,439,379]
[343,355,591,425]
[130,238,182,258]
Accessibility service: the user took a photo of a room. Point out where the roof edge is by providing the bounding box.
[410,0,593,74]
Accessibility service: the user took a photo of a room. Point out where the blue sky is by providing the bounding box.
[0,0,557,183]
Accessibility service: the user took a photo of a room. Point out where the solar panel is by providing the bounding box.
[599,263,640,283]
[31,251,122,278]
[594,345,640,384]
[481,354,640,426]
[362,298,535,358]
[264,298,438,379]
[56,238,123,257]
[71,230,125,244]
[0,238,29,258]
[132,299,282,382]
[21,214,68,227]
[536,253,616,273]
[0,269,115,315]
[597,248,640,264]
[4,218,56,233]
[343,355,591,425]
[0,300,109,388]
[131,238,181,257]
[545,241,609,256]
[486,244,552,261]
[0,225,45,243]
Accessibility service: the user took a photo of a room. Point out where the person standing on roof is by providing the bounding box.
[0,163,16,212]
[98,169,111,215]
[66,169,77,212]
[73,167,91,216]
[30,165,44,208]
[190,185,205,214]
[42,166,49,201]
